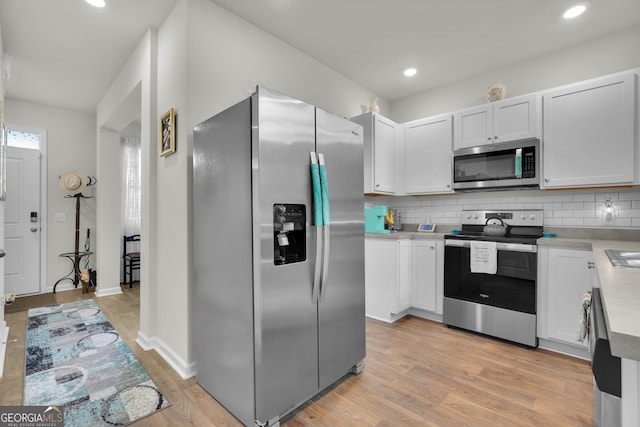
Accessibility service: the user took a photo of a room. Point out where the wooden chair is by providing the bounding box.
[122,234,141,288]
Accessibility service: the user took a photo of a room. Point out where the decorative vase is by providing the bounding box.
[368,97,380,114]
[486,81,506,103]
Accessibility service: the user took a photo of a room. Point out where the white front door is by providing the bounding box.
[4,146,41,295]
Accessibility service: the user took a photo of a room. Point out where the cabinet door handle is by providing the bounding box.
[587,261,595,269]
[544,178,550,183]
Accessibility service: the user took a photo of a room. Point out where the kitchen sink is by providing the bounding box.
[605,249,640,270]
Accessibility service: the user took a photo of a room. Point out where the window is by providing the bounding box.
[7,129,40,150]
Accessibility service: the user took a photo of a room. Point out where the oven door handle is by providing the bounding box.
[445,239,537,253]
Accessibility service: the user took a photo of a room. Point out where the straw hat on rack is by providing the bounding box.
[58,171,88,196]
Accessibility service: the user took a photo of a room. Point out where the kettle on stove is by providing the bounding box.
[483,217,509,237]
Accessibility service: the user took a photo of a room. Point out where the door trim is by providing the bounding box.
[7,123,47,294]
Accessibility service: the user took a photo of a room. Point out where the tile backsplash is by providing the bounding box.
[366,187,640,228]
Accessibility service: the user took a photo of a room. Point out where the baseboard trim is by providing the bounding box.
[136,331,196,380]
[538,338,590,360]
[95,286,123,297]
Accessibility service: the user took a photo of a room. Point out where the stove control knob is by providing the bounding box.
[466,214,472,219]
[520,214,526,220]
[473,214,479,220]
[530,214,536,220]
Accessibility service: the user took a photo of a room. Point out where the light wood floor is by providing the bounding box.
[1,286,593,426]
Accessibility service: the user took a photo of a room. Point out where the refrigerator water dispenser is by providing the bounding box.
[273,204,306,265]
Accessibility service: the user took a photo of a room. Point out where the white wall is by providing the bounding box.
[4,99,96,290]
[186,0,388,127]
[391,25,640,123]
[0,23,6,377]
[156,0,191,376]
[96,28,160,366]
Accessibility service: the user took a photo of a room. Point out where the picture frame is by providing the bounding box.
[159,108,176,157]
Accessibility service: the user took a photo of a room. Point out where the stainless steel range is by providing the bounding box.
[443,209,543,347]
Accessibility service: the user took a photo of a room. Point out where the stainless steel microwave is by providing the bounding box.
[452,139,540,191]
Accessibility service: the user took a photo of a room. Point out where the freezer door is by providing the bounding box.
[253,87,320,423]
[193,99,256,426]
[315,108,366,389]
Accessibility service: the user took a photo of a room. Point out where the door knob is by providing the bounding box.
[31,227,38,232]
[0,249,5,258]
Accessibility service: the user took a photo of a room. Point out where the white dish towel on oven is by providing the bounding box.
[469,241,497,274]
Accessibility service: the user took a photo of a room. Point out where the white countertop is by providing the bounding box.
[590,240,640,361]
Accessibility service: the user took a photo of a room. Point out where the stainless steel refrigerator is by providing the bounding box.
[193,87,365,427]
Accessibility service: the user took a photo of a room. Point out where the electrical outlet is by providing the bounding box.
[55,213,66,222]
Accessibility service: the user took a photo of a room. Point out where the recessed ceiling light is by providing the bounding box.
[563,2,589,19]
[404,68,417,77]
[85,0,106,8]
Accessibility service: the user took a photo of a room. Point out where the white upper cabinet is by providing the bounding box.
[453,104,492,149]
[402,114,453,195]
[453,94,540,150]
[352,112,399,194]
[542,72,637,189]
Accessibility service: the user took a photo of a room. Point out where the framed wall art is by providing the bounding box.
[159,107,176,157]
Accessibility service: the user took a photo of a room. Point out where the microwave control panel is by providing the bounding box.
[521,146,536,178]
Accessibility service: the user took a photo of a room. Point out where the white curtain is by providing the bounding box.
[121,136,141,254]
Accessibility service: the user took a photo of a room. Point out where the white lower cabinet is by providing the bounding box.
[364,238,411,322]
[411,239,444,314]
[396,240,412,314]
[365,237,443,323]
[538,246,594,355]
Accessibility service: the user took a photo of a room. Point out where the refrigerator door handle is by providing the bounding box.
[318,153,330,226]
[320,227,330,301]
[313,228,322,303]
[318,153,330,301]
[310,152,323,303]
[309,152,323,227]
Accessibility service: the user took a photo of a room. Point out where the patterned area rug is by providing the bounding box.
[24,299,170,426]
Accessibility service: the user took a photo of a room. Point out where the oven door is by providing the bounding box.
[444,239,537,313]
[443,238,538,347]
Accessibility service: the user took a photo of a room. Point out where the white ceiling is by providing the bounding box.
[1,0,640,114]
[0,0,178,114]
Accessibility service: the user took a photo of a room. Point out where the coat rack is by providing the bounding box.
[53,174,96,293]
